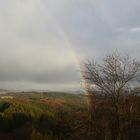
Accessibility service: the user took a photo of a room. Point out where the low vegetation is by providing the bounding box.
[0,91,139,140]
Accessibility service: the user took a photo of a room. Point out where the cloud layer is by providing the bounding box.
[0,0,140,90]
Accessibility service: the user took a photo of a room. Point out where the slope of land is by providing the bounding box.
[0,91,139,140]
[0,92,90,140]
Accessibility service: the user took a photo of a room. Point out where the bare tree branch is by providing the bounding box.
[84,51,140,108]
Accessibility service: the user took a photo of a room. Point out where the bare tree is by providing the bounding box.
[84,51,140,140]
[84,52,140,109]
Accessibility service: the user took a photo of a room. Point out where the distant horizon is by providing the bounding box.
[0,87,83,93]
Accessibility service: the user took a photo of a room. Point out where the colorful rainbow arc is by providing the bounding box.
[45,9,94,109]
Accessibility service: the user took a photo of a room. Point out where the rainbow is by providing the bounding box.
[45,9,94,110]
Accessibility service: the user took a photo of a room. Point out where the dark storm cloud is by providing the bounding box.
[0,45,79,84]
[0,64,79,84]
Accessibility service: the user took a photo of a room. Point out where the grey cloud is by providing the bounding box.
[0,44,78,83]
[107,0,140,29]
[50,0,140,60]
[0,0,140,90]
[0,64,79,84]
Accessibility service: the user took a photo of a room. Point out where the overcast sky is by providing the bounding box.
[0,0,140,91]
